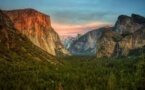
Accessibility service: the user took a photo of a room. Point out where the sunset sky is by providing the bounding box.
[0,0,145,36]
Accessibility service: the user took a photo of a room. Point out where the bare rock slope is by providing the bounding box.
[97,14,145,58]
[3,9,70,56]
[68,28,104,55]
[0,10,59,63]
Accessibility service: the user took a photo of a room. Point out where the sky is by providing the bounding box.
[0,0,145,36]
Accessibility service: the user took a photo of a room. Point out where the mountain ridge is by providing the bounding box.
[3,8,70,56]
[97,14,145,58]
[68,27,110,55]
[0,10,59,63]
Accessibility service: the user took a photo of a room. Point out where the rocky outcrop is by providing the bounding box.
[0,10,59,63]
[3,9,70,56]
[68,28,105,55]
[132,14,145,24]
[96,28,122,58]
[97,14,145,58]
[0,10,17,49]
[113,15,141,35]
[60,36,76,49]
[119,26,145,56]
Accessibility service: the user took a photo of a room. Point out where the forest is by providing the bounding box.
[0,47,145,90]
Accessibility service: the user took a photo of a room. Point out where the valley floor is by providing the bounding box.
[0,55,145,90]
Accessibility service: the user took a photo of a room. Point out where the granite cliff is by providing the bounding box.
[97,14,145,58]
[3,9,70,56]
[68,28,105,55]
[96,28,121,58]
[0,10,58,63]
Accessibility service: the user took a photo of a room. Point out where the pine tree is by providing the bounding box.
[107,73,117,90]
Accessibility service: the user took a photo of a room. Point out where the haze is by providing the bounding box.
[0,0,145,36]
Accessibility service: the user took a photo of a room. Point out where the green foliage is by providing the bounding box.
[0,33,143,90]
[0,53,145,90]
[135,60,145,90]
[107,73,117,90]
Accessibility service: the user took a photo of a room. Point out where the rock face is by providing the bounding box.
[68,28,105,55]
[119,26,145,56]
[0,10,16,49]
[3,9,70,56]
[96,28,121,58]
[113,15,141,35]
[0,10,58,63]
[132,14,145,24]
[60,35,76,49]
[97,14,145,58]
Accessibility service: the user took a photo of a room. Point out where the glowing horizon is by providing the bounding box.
[0,0,145,36]
[52,22,113,37]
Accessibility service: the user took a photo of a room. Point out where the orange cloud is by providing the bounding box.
[52,22,112,37]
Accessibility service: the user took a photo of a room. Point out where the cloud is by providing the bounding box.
[52,22,112,36]
[50,10,117,26]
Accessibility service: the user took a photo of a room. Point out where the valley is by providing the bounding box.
[0,54,145,90]
[0,1,145,89]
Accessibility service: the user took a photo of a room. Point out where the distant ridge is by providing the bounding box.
[97,14,145,58]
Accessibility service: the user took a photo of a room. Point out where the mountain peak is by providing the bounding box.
[113,14,142,35]
[117,15,132,24]
[2,9,70,56]
[4,8,49,17]
[68,27,105,55]
[131,13,145,24]
[131,13,145,18]
[0,10,59,63]
[0,10,14,29]
[118,15,131,21]
[97,14,145,58]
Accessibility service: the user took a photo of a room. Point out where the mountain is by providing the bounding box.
[0,10,59,63]
[113,14,142,35]
[68,28,106,55]
[3,9,70,56]
[96,28,121,58]
[97,14,145,58]
[60,35,76,49]
[118,26,145,56]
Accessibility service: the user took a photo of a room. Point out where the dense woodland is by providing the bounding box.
[0,46,145,90]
